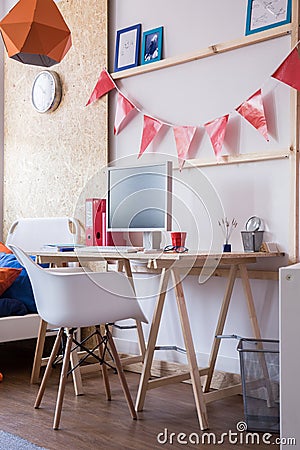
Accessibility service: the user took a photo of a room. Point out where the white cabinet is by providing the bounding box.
[279,263,300,448]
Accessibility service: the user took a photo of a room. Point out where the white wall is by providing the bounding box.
[109,0,290,373]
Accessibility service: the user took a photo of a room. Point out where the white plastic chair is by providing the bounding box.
[10,245,148,430]
[6,217,80,251]
[4,217,82,382]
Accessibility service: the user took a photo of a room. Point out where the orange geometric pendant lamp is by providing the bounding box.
[0,0,72,67]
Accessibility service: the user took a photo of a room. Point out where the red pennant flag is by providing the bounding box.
[204,114,229,157]
[173,126,196,170]
[114,93,135,135]
[272,48,300,91]
[236,89,269,141]
[86,69,116,106]
[138,115,163,158]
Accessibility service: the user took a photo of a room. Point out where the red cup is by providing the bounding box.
[171,232,187,248]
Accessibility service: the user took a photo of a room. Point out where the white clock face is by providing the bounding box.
[31,71,61,113]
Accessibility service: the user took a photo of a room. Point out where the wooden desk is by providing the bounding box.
[30,249,283,430]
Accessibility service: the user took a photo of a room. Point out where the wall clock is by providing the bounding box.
[31,70,62,113]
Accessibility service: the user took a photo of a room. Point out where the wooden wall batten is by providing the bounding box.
[3,0,108,239]
[111,23,292,80]
[289,0,300,262]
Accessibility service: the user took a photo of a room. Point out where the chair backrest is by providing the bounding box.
[10,245,148,328]
[6,217,80,251]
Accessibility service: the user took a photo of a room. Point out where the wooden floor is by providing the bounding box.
[0,338,279,450]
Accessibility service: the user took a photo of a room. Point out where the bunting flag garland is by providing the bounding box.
[173,126,197,170]
[272,47,300,91]
[114,93,136,135]
[204,114,229,158]
[235,89,269,142]
[138,115,163,158]
[86,69,116,106]
[88,42,300,162]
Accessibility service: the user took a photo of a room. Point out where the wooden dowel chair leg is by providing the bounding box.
[53,329,73,430]
[95,325,111,401]
[107,329,137,420]
[34,327,64,409]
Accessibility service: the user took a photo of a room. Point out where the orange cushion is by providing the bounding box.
[0,242,12,254]
[0,268,22,296]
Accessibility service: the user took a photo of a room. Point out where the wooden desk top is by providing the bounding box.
[31,249,284,266]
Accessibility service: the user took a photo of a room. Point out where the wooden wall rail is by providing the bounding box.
[289,0,300,262]
[111,23,291,80]
[182,149,290,169]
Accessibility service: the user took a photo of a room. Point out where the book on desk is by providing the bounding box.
[42,244,85,252]
[76,245,144,253]
[42,244,145,253]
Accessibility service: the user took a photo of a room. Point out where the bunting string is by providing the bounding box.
[86,42,300,166]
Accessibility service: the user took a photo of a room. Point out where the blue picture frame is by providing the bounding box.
[114,24,141,72]
[245,0,292,35]
[141,26,163,65]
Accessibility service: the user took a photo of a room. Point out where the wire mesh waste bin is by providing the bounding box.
[237,338,280,433]
[241,230,264,252]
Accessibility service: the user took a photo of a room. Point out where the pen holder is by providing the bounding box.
[241,231,264,252]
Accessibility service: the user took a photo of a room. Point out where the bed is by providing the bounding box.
[0,217,81,344]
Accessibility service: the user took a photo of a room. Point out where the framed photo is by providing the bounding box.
[245,0,292,35]
[114,24,141,72]
[141,26,163,65]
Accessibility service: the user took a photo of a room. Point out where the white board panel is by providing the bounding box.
[109,0,291,257]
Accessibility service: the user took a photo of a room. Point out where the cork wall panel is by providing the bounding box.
[3,0,108,239]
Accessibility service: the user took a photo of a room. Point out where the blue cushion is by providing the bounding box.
[0,253,37,313]
[0,297,28,317]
